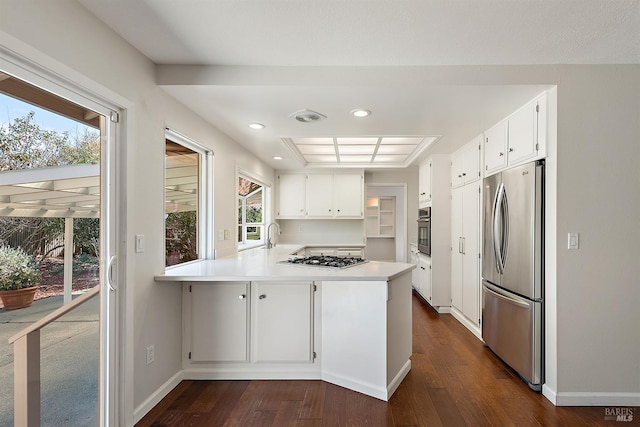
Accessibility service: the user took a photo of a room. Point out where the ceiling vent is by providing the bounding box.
[289,109,327,123]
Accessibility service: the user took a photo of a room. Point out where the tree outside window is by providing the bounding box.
[238,177,264,248]
[165,140,199,266]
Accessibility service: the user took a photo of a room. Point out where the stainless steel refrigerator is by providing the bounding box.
[482,160,544,390]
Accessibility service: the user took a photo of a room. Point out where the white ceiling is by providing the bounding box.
[77,0,640,170]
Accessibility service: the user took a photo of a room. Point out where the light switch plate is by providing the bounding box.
[135,234,145,253]
[568,232,579,250]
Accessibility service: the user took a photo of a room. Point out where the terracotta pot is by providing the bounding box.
[0,286,38,310]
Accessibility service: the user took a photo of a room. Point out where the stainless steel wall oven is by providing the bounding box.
[417,207,431,255]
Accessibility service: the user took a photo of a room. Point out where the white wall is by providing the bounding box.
[552,67,639,403]
[2,0,639,419]
[1,0,275,422]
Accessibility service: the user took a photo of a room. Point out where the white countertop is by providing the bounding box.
[155,245,415,282]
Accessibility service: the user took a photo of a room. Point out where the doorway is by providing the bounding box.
[0,61,122,426]
[365,184,407,262]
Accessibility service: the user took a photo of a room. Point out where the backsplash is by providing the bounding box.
[277,219,365,245]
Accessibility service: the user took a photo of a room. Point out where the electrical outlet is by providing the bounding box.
[217,229,224,241]
[224,229,230,240]
[146,345,155,365]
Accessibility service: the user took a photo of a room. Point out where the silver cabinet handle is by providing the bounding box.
[259,294,267,300]
[239,294,246,300]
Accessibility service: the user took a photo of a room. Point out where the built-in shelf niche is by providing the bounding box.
[366,196,396,238]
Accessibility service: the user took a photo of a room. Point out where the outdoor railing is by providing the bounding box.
[8,286,100,427]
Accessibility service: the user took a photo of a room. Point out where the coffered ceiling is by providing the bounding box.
[77,0,640,170]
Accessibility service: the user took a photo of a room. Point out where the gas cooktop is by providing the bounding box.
[279,255,368,269]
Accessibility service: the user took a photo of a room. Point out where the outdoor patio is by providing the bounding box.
[0,292,99,426]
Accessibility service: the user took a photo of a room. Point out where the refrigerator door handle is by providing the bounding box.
[500,184,509,269]
[493,183,505,274]
[483,282,530,309]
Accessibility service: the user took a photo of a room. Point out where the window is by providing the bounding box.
[165,131,212,266]
[238,176,264,249]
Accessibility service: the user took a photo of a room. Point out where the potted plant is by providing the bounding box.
[0,246,41,310]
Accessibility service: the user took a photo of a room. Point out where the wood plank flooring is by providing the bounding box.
[137,292,622,426]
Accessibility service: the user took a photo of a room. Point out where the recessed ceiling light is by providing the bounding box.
[272,156,283,160]
[351,109,371,118]
[249,123,265,130]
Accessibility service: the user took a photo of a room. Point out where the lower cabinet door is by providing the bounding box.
[253,282,314,363]
[190,282,249,362]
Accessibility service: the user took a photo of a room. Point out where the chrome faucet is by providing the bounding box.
[266,222,280,249]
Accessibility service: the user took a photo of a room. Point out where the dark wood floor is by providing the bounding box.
[137,293,621,426]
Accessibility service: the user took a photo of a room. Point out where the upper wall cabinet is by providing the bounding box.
[484,92,548,176]
[418,158,432,207]
[277,171,364,219]
[276,174,306,218]
[305,174,334,218]
[451,135,482,188]
[328,173,364,218]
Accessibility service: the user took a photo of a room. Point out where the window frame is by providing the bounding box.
[237,171,270,251]
[164,129,213,267]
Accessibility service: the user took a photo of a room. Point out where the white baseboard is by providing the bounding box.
[133,371,184,424]
[543,384,640,406]
[449,307,482,339]
[555,391,640,406]
[183,366,321,380]
[386,360,412,398]
[321,359,411,402]
[542,384,557,404]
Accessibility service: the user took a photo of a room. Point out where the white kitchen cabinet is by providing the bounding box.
[418,158,432,207]
[186,281,314,365]
[276,173,306,218]
[333,173,364,218]
[188,282,249,362]
[483,92,547,176]
[484,119,508,176]
[508,94,547,166]
[252,282,314,363]
[410,244,419,289]
[277,171,363,219]
[451,136,482,188]
[416,253,432,303]
[335,247,365,257]
[305,173,334,218]
[450,183,481,330]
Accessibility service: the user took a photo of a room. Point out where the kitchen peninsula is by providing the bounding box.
[155,245,414,401]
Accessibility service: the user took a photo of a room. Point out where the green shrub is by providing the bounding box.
[0,246,41,290]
